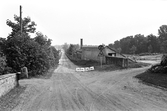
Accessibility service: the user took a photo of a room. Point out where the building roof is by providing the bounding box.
[82,46,98,50]
[82,45,116,51]
[106,46,127,58]
[105,46,117,53]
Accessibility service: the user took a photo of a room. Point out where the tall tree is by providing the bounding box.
[120,36,133,54]
[4,15,59,76]
[133,34,147,54]
[113,40,121,49]
[160,40,167,53]
[147,34,160,53]
[158,25,167,42]
[130,45,137,54]
[34,32,51,46]
[148,45,153,53]
[6,14,36,38]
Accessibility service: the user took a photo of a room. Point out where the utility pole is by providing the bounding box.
[20,5,22,36]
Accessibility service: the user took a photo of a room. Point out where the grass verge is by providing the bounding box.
[128,62,150,68]
[0,86,26,111]
[135,71,167,90]
[34,65,59,79]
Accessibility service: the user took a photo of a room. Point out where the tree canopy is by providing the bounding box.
[109,25,167,54]
[6,15,36,38]
[0,15,60,76]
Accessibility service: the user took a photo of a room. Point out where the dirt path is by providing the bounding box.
[11,51,167,111]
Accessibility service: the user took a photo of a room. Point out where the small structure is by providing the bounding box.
[79,39,129,67]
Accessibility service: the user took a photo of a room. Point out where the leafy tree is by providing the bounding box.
[148,45,153,53]
[6,15,36,38]
[160,40,167,53]
[4,15,59,76]
[67,44,75,56]
[147,34,160,53]
[158,25,167,42]
[120,36,133,54]
[34,32,51,46]
[108,25,167,54]
[113,40,121,49]
[62,43,69,52]
[130,45,137,54]
[116,47,122,53]
[133,34,147,54]
[108,43,113,48]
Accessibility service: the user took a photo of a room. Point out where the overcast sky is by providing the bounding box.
[1,0,167,45]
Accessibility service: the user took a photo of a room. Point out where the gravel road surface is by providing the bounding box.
[11,51,167,111]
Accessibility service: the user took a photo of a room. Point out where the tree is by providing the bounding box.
[147,34,160,53]
[148,45,153,53]
[120,36,133,54]
[6,14,36,38]
[34,32,51,46]
[62,43,69,52]
[4,15,59,76]
[133,34,147,54]
[158,25,167,43]
[113,40,121,49]
[5,33,31,72]
[158,25,167,53]
[116,47,122,53]
[130,45,137,54]
[160,40,167,53]
[108,43,113,48]
[67,44,75,56]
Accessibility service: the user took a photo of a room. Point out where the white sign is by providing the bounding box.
[90,66,94,71]
[75,66,94,72]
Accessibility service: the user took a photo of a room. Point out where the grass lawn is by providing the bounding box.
[135,71,167,89]
[128,62,150,68]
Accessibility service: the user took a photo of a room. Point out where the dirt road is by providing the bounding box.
[12,51,167,111]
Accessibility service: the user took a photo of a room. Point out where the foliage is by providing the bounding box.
[148,45,153,53]
[62,43,69,52]
[147,34,160,53]
[148,55,167,73]
[160,40,167,53]
[0,56,13,75]
[130,45,137,54]
[34,32,51,46]
[158,25,167,42]
[109,31,162,54]
[66,44,79,55]
[6,15,36,38]
[1,15,59,76]
[66,44,81,60]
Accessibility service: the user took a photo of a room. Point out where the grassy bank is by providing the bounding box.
[135,72,167,90]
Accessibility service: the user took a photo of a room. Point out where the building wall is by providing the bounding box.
[81,46,127,64]
[82,49,106,63]
[106,57,128,67]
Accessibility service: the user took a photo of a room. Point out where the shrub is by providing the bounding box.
[148,54,167,73]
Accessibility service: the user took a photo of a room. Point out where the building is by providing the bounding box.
[79,39,129,67]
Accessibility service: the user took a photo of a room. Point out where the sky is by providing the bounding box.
[1,0,167,45]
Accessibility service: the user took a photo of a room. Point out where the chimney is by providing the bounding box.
[80,38,83,49]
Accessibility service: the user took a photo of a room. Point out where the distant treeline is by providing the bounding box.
[109,25,167,54]
[0,15,60,76]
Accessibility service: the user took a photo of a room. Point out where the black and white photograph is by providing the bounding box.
[1,0,167,110]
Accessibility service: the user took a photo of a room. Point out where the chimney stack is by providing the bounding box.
[80,38,83,49]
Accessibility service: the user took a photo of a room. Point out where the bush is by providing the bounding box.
[0,56,13,75]
[4,33,59,77]
[148,54,167,73]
